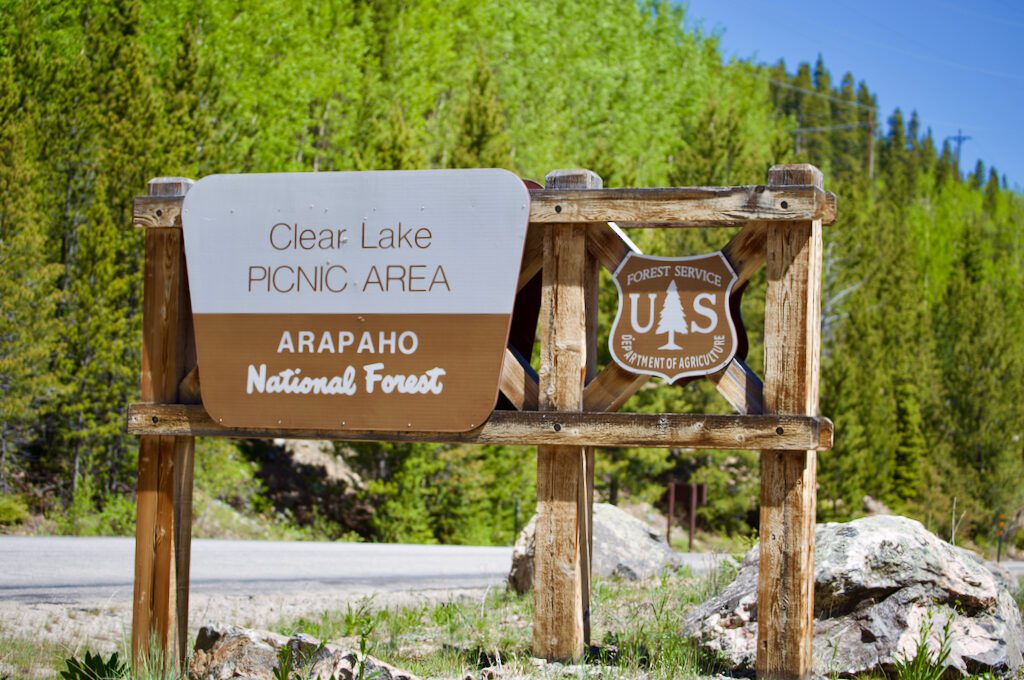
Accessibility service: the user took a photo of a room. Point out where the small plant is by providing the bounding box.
[272,644,297,680]
[0,493,29,526]
[355,633,382,680]
[59,651,129,680]
[893,611,954,680]
[273,641,330,680]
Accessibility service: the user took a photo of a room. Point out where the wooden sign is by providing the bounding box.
[609,252,738,382]
[181,169,530,431]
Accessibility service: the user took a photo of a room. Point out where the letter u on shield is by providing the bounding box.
[629,293,657,333]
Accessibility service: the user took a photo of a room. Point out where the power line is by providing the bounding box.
[791,122,872,134]
[755,74,876,111]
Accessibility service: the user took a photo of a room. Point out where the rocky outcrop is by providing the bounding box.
[682,515,1023,677]
[189,625,419,680]
[508,502,681,594]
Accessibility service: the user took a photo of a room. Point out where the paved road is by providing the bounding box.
[0,536,512,604]
[0,536,727,605]
[1,537,1018,606]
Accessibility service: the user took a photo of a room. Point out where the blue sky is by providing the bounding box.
[682,0,1023,189]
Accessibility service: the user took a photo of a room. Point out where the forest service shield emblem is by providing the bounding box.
[609,252,739,383]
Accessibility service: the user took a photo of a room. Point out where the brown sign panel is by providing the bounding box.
[182,170,530,431]
[609,252,738,383]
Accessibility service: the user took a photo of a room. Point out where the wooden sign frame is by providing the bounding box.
[127,164,835,679]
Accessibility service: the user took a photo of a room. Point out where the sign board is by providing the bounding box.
[609,252,738,382]
[181,169,530,431]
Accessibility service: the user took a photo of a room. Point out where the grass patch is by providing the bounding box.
[276,566,732,679]
[0,635,71,679]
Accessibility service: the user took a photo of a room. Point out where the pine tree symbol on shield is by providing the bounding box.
[609,251,740,383]
[656,280,687,350]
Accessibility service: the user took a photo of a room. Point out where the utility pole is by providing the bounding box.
[946,128,972,178]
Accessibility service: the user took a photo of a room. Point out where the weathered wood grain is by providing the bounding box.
[517,224,545,291]
[126,404,833,450]
[133,185,838,230]
[533,169,595,662]
[756,163,826,680]
[133,195,186,229]
[529,185,836,225]
[499,347,540,411]
[722,221,768,287]
[177,366,202,405]
[587,222,639,272]
[133,177,195,672]
[581,208,602,645]
[582,364,650,412]
[708,358,765,415]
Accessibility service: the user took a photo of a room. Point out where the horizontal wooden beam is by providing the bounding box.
[127,404,833,450]
[133,185,837,230]
[529,185,836,226]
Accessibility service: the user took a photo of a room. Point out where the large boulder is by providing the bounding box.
[189,624,419,680]
[508,502,682,594]
[682,515,1024,677]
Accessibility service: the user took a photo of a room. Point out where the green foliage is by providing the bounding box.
[194,437,267,512]
[59,650,129,680]
[0,492,29,525]
[348,442,535,545]
[1,0,1022,547]
[279,572,726,680]
[53,476,136,536]
[892,612,954,680]
[272,640,330,680]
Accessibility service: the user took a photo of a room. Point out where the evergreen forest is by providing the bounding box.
[1,0,1022,552]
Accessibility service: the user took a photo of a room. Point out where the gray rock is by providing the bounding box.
[508,502,682,594]
[682,515,1024,677]
[189,624,420,680]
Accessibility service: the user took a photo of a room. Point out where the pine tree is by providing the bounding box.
[655,280,687,350]
[937,140,958,185]
[801,55,833,168]
[56,174,138,498]
[970,160,985,189]
[45,0,160,501]
[164,5,219,178]
[449,51,512,169]
[892,380,926,504]
[0,54,60,493]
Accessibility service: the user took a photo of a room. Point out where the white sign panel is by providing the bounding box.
[181,169,531,431]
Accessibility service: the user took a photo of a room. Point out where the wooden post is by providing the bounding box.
[133,177,196,671]
[757,164,824,680]
[533,168,601,661]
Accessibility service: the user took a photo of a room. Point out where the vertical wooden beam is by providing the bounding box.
[757,164,824,680]
[533,169,600,661]
[133,177,195,671]
[581,179,602,646]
